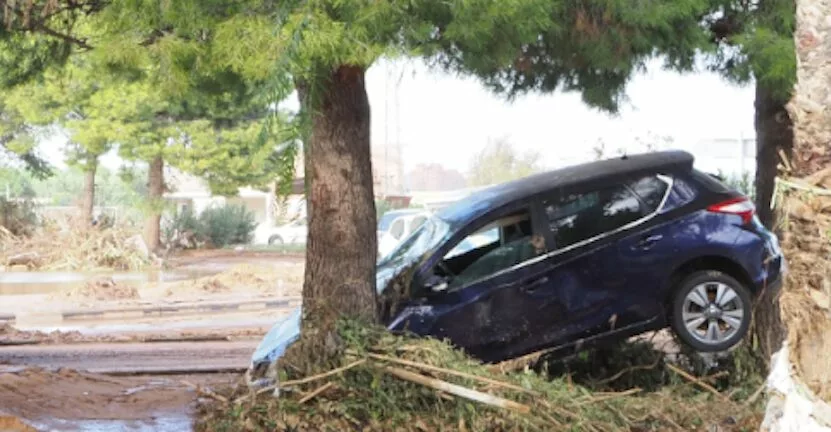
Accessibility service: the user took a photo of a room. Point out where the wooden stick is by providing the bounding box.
[743,381,767,407]
[382,366,531,414]
[298,382,334,404]
[665,363,729,402]
[234,359,366,404]
[576,387,641,406]
[282,359,367,387]
[180,380,229,403]
[366,352,539,395]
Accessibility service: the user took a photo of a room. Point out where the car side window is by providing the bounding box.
[431,210,546,292]
[627,175,669,213]
[390,219,405,240]
[544,185,643,249]
[411,216,427,232]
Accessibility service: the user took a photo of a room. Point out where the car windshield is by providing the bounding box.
[378,215,450,268]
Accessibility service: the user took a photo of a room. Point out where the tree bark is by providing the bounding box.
[754,82,794,228]
[748,83,794,372]
[144,155,164,252]
[81,160,98,227]
[287,65,378,371]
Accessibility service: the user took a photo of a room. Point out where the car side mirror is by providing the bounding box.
[424,274,448,294]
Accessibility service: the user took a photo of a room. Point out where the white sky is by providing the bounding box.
[38,56,756,177]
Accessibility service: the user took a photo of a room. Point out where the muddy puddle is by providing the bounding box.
[29,413,192,432]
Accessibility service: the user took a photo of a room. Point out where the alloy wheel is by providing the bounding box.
[681,282,746,346]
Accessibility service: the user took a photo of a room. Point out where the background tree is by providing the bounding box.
[701,0,796,228]
[468,138,542,186]
[690,0,796,366]
[1,2,292,252]
[0,96,51,178]
[2,61,142,225]
[1,0,711,367]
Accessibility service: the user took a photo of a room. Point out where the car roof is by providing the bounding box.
[436,150,694,226]
[383,208,426,216]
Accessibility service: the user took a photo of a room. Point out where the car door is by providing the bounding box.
[528,180,658,349]
[392,204,571,363]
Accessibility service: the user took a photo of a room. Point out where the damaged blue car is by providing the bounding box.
[253,150,785,369]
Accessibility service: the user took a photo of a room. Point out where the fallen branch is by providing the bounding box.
[298,382,334,404]
[364,352,539,395]
[234,359,366,404]
[489,346,558,374]
[382,365,531,414]
[181,380,229,404]
[576,387,641,406]
[282,359,367,387]
[593,356,662,386]
[666,363,729,402]
[743,381,767,407]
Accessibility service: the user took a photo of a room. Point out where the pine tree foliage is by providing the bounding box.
[702,0,795,101]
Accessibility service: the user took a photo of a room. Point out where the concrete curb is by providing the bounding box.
[12,296,301,323]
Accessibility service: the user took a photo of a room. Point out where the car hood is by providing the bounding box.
[251,260,407,369]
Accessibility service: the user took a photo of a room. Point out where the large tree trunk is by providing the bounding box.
[81,160,97,227]
[754,82,794,228]
[749,83,794,365]
[144,155,164,252]
[287,65,377,371]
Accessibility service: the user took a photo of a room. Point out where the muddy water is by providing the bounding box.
[0,267,221,296]
[31,414,192,432]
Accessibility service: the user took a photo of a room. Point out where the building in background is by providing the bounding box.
[371,143,404,196]
[686,136,755,177]
[405,163,467,192]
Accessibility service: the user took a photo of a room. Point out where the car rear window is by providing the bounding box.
[691,169,730,193]
[627,175,669,213]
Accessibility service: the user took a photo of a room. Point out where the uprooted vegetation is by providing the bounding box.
[196,321,766,432]
[775,169,831,400]
[0,216,152,271]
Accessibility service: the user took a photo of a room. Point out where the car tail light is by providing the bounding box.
[707,197,755,224]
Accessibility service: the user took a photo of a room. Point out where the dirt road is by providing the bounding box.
[0,340,259,374]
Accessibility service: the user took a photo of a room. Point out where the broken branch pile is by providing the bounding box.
[0,217,151,271]
[196,322,764,431]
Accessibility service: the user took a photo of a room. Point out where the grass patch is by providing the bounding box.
[196,322,766,431]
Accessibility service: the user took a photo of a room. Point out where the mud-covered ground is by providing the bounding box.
[0,367,239,431]
[0,250,304,430]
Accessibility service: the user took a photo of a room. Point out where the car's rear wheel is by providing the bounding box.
[670,271,752,352]
[268,235,284,246]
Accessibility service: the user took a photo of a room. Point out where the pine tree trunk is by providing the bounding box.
[81,161,97,227]
[144,155,164,252]
[754,82,794,229]
[287,66,378,371]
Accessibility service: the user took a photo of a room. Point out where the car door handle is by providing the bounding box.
[636,234,663,249]
[522,276,549,294]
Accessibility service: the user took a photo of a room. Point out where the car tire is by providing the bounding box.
[670,270,752,352]
[268,235,284,246]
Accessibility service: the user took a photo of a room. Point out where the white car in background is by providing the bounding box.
[268,218,308,245]
[377,209,431,259]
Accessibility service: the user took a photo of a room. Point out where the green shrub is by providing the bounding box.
[163,207,203,247]
[198,204,258,247]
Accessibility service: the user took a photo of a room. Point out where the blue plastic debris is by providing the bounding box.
[252,265,398,368]
[251,307,301,367]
